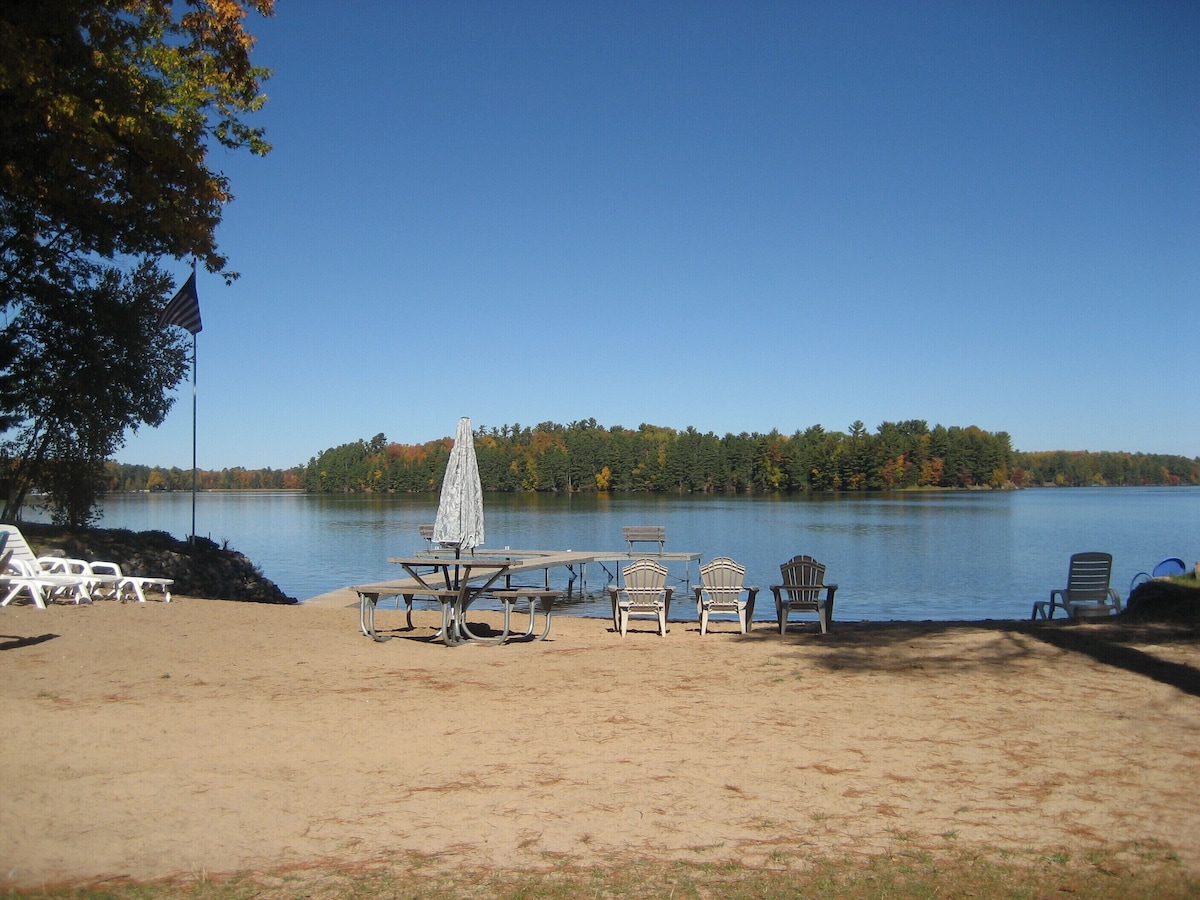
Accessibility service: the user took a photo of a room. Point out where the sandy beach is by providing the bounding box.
[1,593,1198,890]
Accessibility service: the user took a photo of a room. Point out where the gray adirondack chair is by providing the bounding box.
[693,557,758,635]
[770,555,837,635]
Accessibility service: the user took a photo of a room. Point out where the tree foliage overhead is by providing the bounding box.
[0,0,273,525]
[2,260,189,522]
[0,0,273,278]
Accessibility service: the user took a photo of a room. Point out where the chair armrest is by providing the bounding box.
[39,556,84,573]
[8,559,37,576]
[1108,588,1122,611]
[772,583,834,598]
[663,587,674,601]
[745,586,760,601]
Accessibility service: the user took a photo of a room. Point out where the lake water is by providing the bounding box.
[27,488,1199,622]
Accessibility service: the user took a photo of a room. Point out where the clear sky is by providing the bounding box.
[116,0,1199,471]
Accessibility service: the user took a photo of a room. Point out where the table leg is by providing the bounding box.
[528,597,554,640]
[495,593,557,642]
[439,595,458,644]
[456,592,511,645]
[542,598,556,639]
[359,591,393,642]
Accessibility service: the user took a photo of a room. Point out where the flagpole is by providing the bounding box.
[157,259,203,547]
[191,330,197,544]
[189,259,198,546]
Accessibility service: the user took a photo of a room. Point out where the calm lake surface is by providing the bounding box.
[31,488,1199,622]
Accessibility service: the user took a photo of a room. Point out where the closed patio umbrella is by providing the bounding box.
[432,417,484,556]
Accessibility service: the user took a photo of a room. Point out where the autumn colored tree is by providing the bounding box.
[102,420,1200,496]
[0,0,273,523]
[0,0,273,278]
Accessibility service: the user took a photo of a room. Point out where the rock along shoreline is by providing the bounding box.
[16,522,296,604]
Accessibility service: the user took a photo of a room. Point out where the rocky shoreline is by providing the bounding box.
[17,522,297,604]
[1124,578,1200,625]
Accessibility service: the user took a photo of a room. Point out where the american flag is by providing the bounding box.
[157,271,203,334]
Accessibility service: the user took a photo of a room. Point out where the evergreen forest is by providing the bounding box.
[103,419,1200,494]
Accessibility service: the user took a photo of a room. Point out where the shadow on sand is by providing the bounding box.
[0,632,59,651]
[724,613,1200,699]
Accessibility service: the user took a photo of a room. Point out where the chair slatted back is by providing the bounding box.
[1065,552,1114,603]
[699,557,746,609]
[621,558,668,610]
[778,555,826,607]
[0,524,42,574]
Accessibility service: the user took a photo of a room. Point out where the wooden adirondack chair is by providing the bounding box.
[693,557,758,635]
[1031,551,1121,620]
[607,558,673,636]
[770,555,837,635]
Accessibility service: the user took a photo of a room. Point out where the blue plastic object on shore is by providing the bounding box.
[1130,557,1187,593]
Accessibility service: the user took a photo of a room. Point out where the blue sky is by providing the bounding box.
[117,1,1199,470]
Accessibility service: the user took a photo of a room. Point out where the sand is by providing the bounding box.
[1,594,1198,889]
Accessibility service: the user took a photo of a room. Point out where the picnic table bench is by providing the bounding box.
[490,588,559,641]
[623,526,666,555]
[355,561,563,644]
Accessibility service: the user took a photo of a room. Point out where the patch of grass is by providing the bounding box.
[7,847,1195,900]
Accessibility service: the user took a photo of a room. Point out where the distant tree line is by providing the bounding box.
[103,462,303,493]
[101,419,1200,495]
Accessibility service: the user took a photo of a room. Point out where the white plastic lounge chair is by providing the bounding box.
[693,557,758,635]
[1,523,93,576]
[0,525,97,605]
[48,557,172,602]
[2,571,69,608]
[115,571,173,602]
[1,561,94,607]
[607,558,673,636]
[771,555,838,635]
[1032,551,1121,620]
[0,524,171,604]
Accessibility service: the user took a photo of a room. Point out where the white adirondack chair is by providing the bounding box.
[607,558,673,637]
[693,557,758,635]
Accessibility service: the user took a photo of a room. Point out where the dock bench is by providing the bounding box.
[623,526,666,555]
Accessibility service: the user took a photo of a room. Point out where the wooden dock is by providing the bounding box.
[416,547,702,593]
[351,547,702,604]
